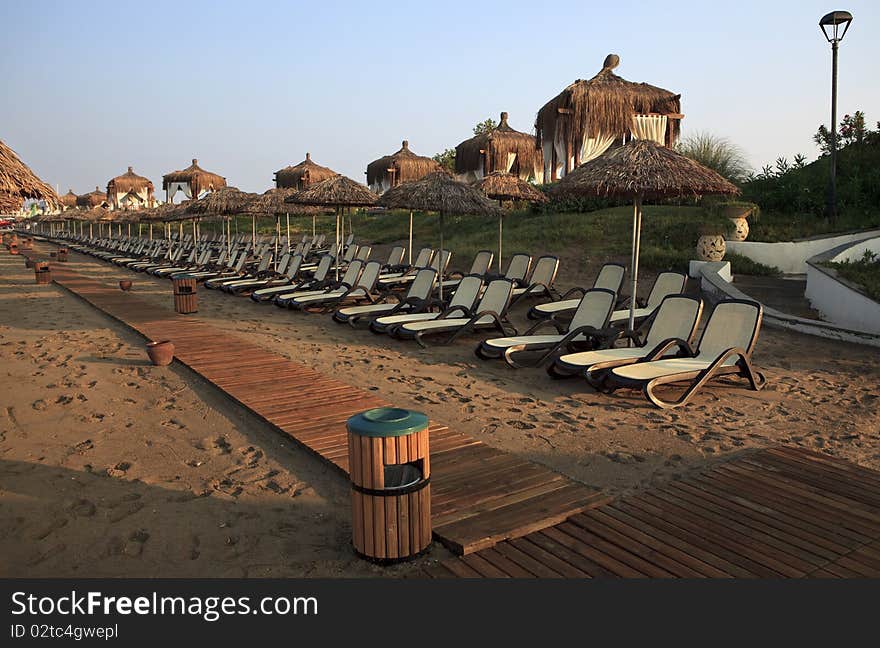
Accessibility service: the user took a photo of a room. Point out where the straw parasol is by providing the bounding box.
[366,140,443,193]
[287,175,377,280]
[183,186,254,256]
[246,187,331,265]
[551,139,738,332]
[536,54,682,179]
[455,112,541,181]
[162,159,226,203]
[107,166,155,210]
[275,153,337,190]
[379,171,501,299]
[477,172,548,272]
[0,139,60,213]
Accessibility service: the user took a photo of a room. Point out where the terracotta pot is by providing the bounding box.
[146,340,175,366]
[696,234,726,262]
[119,280,133,291]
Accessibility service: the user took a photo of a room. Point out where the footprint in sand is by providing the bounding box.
[27,544,67,567]
[161,419,186,430]
[123,530,150,557]
[32,399,48,411]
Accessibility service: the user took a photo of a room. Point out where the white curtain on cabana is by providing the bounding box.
[166,181,193,202]
[579,133,615,165]
[543,130,615,179]
[632,114,668,145]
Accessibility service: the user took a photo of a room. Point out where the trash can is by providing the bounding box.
[57,246,68,262]
[172,275,198,314]
[8,242,19,255]
[347,407,431,563]
[34,261,51,284]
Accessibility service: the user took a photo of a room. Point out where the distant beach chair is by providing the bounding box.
[439,250,494,291]
[369,274,484,335]
[509,255,561,306]
[333,268,437,326]
[252,254,334,302]
[527,262,626,320]
[394,278,516,347]
[605,299,766,409]
[476,288,616,368]
[548,295,703,383]
[289,260,384,312]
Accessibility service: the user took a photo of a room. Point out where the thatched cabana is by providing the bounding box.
[107,166,155,210]
[455,112,542,183]
[274,153,337,190]
[162,158,226,203]
[0,139,59,214]
[366,140,443,194]
[76,186,109,209]
[536,54,683,181]
[551,139,737,331]
[59,189,78,210]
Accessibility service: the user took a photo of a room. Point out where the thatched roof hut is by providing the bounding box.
[59,189,78,210]
[536,54,683,181]
[274,153,337,190]
[0,139,60,213]
[455,112,542,183]
[162,159,226,203]
[366,140,443,194]
[107,167,155,210]
[76,186,109,209]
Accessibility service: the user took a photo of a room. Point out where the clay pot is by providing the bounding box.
[696,234,726,262]
[146,340,175,366]
[119,280,133,291]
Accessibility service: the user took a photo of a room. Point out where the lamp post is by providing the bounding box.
[819,10,853,224]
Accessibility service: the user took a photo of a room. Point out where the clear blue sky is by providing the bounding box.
[1,0,877,195]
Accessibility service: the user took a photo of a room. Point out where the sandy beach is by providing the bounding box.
[2,244,879,577]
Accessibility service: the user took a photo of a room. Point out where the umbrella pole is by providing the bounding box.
[312,213,316,239]
[627,197,643,345]
[252,215,256,247]
[498,211,503,272]
[439,212,445,302]
[149,223,153,240]
[409,210,413,265]
[286,213,290,243]
[335,207,341,281]
[274,215,280,270]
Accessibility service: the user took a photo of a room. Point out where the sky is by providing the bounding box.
[1,0,878,196]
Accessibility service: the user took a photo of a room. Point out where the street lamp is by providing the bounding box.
[819,10,853,223]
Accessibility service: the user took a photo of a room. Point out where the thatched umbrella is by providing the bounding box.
[477,172,548,272]
[456,112,541,182]
[0,139,60,214]
[379,171,501,299]
[245,188,331,267]
[551,139,738,332]
[286,175,377,280]
[366,140,443,193]
[185,186,256,255]
[275,153,337,190]
[139,202,187,246]
[106,166,155,210]
[536,54,682,179]
[162,158,226,204]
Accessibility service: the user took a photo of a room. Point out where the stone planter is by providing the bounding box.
[146,340,175,366]
[696,234,726,262]
[719,205,754,242]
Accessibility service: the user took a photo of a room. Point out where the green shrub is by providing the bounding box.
[822,251,880,301]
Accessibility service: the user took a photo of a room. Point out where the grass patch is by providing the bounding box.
[749,210,880,242]
[822,251,880,301]
[203,204,781,276]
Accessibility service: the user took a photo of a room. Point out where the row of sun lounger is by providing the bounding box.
[50,230,767,409]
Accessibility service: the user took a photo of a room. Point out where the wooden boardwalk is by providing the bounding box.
[425,446,880,577]
[39,253,609,555]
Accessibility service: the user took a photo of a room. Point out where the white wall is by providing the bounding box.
[727,229,880,274]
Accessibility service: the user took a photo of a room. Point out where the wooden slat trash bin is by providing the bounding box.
[347,407,432,563]
[34,261,51,284]
[172,275,198,314]
[57,246,68,262]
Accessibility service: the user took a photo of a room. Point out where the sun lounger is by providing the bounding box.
[222,253,294,294]
[476,288,616,367]
[527,262,626,320]
[394,278,516,347]
[509,255,560,306]
[484,252,531,286]
[275,259,365,308]
[251,254,334,302]
[332,268,437,326]
[605,299,766,409]
[289,260,384,312]
[548,295,703,382]
[369,274,484,335]
[380,250,451,289]
[438,250,494,290]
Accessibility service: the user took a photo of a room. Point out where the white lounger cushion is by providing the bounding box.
[612,356,738,381]
[482,334,579,349]
[558,347,655,368]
